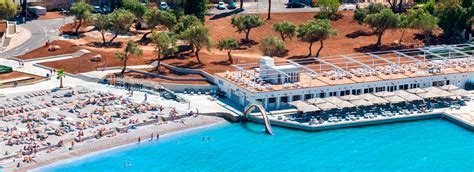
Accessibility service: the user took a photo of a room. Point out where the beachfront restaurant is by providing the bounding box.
[215,44,474,111]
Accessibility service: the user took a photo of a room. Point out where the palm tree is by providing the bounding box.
[56,69,66,88]
[116,41,143,75]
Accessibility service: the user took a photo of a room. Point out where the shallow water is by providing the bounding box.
[40,119,474,171]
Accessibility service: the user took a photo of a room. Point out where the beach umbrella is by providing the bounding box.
[383,95,406,104]
[440,85,460,91]
[288,100,320,113]
[335,100,356,109]
[306,98,327,105]
[374,91,395,98]
[315,102,338,111]
[449,89,471,97]
[350,99,373,107]
[393,90,422,102]
[407,88,427,94]
[323,97,344,105]
[340,95,362,101]
[423,87,454,98]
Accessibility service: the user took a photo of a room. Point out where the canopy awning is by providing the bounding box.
[323,97,344,105]
[449,89,471,97]
[407,88,427,94]
[350,99,373,106]
[315,102,338,111]
[340,95,361,101]
[440,85,460,91]
[306,98,327,105]
[360,93,389,104]
[336,100,356,109]
[288,100,320,113]
[383,95,406,103]
[374,91,395,98]
[423,87,454,98]
[393,90,423,102]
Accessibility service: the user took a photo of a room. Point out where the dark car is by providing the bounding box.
[228,0,237,9]
[286,2,305,8]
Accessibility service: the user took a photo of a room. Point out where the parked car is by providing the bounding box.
[159,2,168,10]
[228,0,237,9]
[93,6,102,13]
[217,1,226,10]
[286,2,305,8]
[149,2,157,8]
[102,5,111,13]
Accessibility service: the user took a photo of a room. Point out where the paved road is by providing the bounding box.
[0,17,73,59]
[208,0,355,14]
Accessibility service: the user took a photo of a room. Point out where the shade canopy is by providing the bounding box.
[407,88,427,94]
[449,89,471,97]
[315,102,338,111]
[323,97,344,105]
[336,100,356,109]
[306,98,327,105]
[350,99,373,106]
[360,93,390,104]
[288,100,320,113]
[383,95,406,103]
[440,85,460,91]
[393,90,423,102]
[423,87,454,98]
[374,91,395,97]
[340,95,361,101]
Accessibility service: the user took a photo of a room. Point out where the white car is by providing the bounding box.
[217,2,226,10]
[160,2,168,10]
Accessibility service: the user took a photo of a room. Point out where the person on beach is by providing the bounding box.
[138,137,141,143]
[144,93,147,102]
[150,133,154,141]
[157,133,160,140]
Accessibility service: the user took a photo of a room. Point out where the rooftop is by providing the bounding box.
[216,44,474,92]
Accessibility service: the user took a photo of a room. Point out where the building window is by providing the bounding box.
[319,92,326,98]
[269,98,276,103]
[304,94,313,100]
[281,96,288,103]
[340,91,345,96]
[432,81,444,87]
[218,80,224,85]
[292,95,301,101]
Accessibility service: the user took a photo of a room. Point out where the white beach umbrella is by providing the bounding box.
[383,95,406,104]
[340,95,362,101]
[449,89,471,97]
[374,91,395,98]
[440,85,460,91]
[315,102,338,111]
[407,88,427,94]
[306,98,327,105]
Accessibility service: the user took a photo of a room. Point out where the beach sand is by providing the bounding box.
[1,115,227,172]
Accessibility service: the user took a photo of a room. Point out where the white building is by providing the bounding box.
[214,44,474,111]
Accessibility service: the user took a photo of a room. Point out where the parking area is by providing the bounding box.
[208,0,356,15]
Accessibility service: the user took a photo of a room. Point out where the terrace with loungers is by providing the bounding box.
[216,44,474,92]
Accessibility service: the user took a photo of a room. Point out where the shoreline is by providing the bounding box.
[1,115,227,172]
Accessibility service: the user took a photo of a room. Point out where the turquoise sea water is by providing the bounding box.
[40,119,474,171]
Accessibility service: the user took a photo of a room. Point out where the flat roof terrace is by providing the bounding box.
[215,44,474,92]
